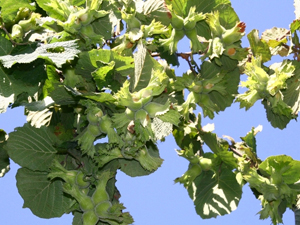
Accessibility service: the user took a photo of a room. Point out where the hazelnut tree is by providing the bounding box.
[1,0,300,224]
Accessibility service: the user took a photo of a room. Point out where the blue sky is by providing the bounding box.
[0,1,298,225]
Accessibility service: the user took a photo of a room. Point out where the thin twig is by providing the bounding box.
[150,50,203,58]
[66,149,84,168]
[229,145,244,158]
[0,24,29,46]
[151,50,204,75]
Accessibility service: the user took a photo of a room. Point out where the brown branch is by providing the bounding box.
[0,24,29,46]
[178,52,197,75]
[151,50,204,75]
[150,50,204,58]
[229,145,244,158]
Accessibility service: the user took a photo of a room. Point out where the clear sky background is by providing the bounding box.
[0,1,298,224]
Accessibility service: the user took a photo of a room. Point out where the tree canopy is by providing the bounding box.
[1,0,300,224]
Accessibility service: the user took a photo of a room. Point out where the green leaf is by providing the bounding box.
[72,211,83,225]
[0,40,80,68]
[262,61,299,129]
[16,167,74,218]
[259,155,300,184]
[93,1,121,40]
[172,120,202,155]
[91,61,115,90]
[91,60,127,92]
[70,0,86,7]
[118,158,153,177]
[23,96,55,111]
[175,163,203,188]
[82,92,115,103]
[165,0,187,17]
[262,99,293,129]
[187,0,229,14]
[135,144,163,172]
[75,49,134,90]
[234,126,262,164]
[0,66,14,113]
[63,67,84,88]
[0,129,6,142]
[35,0,69,21]
[75,49,134,76]
[132,42,148,91]
[131,41,166,92]
[240,125,262,154]
[290,19,300,34]
[194,60,240,118]
[157,109,181,126]
[0,129,9,178]
[0,146,10,178]
[50,84,78,105]
[258,198,285,224]
[11,60,48,96]
[267,60,295,95]
[0,0,36,23]
[0,60,47,113]
[187,168,242,218]
[0,33,13,56]
[92,14,114,40]
[236,57,295,120]
[282,61,300,115]
[215,4,239,29]
[201,132,237,169]
[141,0,171,26]
[119,142,161,177]
[5,123,61,171]
[187,0,237,29]
[247,29,272,63]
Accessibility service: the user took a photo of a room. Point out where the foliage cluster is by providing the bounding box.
[1,0,300,224]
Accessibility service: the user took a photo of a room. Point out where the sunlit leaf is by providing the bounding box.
[187,168,242,218]
[141,0,171,26]
[165,0,187,17]
[0,40,80,68]
[26,108,53,128]
[259,155,300,184]
[0,0,35,23]
[201,131,237,169]
[247,29,271,63]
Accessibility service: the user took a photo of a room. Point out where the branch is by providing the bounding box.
[0,24,29,46]
[151,50,204,74]
[150,50,204,58]
[229,145,244,158]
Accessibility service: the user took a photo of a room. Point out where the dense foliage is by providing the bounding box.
[1,0,300,224]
